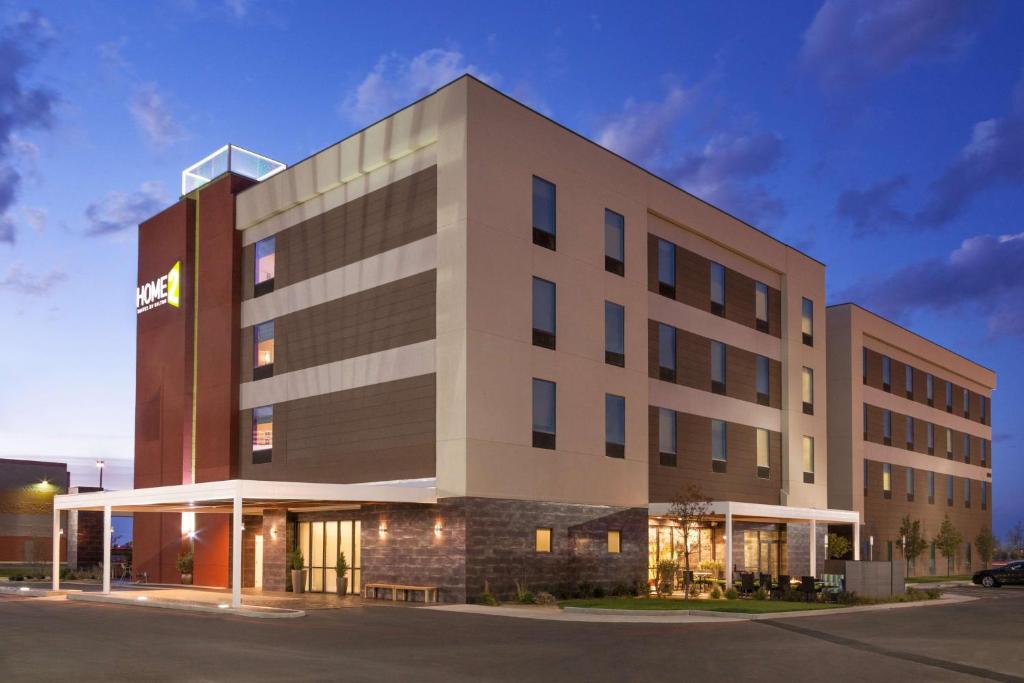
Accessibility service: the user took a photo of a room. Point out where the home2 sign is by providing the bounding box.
[137,261,182,314]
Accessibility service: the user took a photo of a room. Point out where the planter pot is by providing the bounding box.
[291,569,307,594]
[180,573,193,586]
[337,576,348,597]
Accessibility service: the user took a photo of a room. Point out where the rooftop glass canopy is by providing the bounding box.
[181,144,286,195]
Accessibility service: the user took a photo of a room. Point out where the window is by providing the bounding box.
[532,277,556,349]
[980,395,988,424]
[535,528,552,553]
[863,459,869,495]
[252,406,273,464]
[711,419,727,472]
[532,379,556,449]
[883,410,892,445]
[801,367,814,415]
[882,356,891,391]
[982,481,988,510]
[658,323,676,381]
[532,176,556,249]
[756,356,770,405]
[604,209,625,275]
[905,365,914,398]
[607,530,621,554]
[605,394,625,458]
[927,423,935,454]
[710,262,726,316]
[963,434,971,464]
[906,467,915,501]
[964,479,971,508]
[926,373,934,405]
[862,347,868,384]
[945,382,953,412]
[945,428,953,459]
[963,388,969,417]
[947,475,954,506]
[802,436,815,484]
[658,408,677,467]
[906,416,914,450]
[253,321,275,380]
[254,236,276,296]
[882,463,892,498]
[711,341,726,394]
[604,301,625,367]
[981,439,988,467]
[801,298,813,346]
[657,239,675,297]
[755,282,769,332]
[756,428,770,478]
[928,471,935,504]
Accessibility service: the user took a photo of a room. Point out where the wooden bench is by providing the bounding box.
[364,583,439,604]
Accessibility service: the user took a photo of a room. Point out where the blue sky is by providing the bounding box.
[0,0,1021,536]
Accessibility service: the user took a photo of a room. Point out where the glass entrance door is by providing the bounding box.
[297,520,361,593]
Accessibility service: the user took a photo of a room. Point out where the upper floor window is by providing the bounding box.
[928,471,935,503]
[710,262,726,316]
[906,467,915,501]
[946,428,953,458]
[756,428,770,478]
[605,394,626,458]
[962,388,970,417]
[926,373,934,405]
[711,341,726,394]
[658,408,677,467]
[532,277,556,349]
[945,382,953,412]
[755,282,769,333]
[905,365,913,397]
[927,422,935,454]
[711,419,727,472]
[604,301,625,367]
[862,347,867,384]
[863,459,869,494]
[982,481,988,510]
[253,321,275,380]
[604,209,625,276]
[963,434,971,464]
[802,436,815,483]
[906,415,914,449]
[947,474,954,506]
[801,367,814,415]
[756,356,770,405]
[980,395,988,424]
[883,410,892,445]
[254,236,276,297]
[658,323,676,381]
[882,463,892,497]
[981,439,988,467]
[532,378,556,449]
[532,176,556,249]
[882,356,891,391]
[964,478,971,508]
[657,239,675,297]
[801,298,813,346]
[252,406,273,464]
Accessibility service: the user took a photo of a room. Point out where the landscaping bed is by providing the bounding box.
[559,597,842,613]
[905,575,971,583]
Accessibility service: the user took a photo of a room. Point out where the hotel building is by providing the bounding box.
[52,76,989,605]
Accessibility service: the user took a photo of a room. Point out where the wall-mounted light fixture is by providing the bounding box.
[433,520,444,537]
[378,520,388,535]
[270,525,278,540]
[181,511,196,539]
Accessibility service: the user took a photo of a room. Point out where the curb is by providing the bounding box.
[67,592,306,619]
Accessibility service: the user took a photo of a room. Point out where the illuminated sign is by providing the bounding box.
[136,261,181,314]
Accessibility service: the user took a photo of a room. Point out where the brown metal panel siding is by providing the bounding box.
[646,234,659,293]
[892,413,906,449]
[239,327,253,384]
[914,419,928,455]
[723,269,755,329]
[678,247,708,311]
[769,360,782,409]
[912,367,928,405]
[241,242,254,300]
[864,348,884,390]
[725,345,756,403]
[679,329,709,391]
[865,404,884,443]
[240,374,436,483]
[768,287,782,338]
[647,319,660,379]
[969,391,981,420]
[890,358,907,396]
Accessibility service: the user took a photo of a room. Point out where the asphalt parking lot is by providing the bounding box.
[0,586,1021,682]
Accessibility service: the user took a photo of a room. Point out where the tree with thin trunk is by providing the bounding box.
[1008,522,1024,560]
[933,514,964,576]
[826,533,851,560]
[668,484,712,599]
[896,515,927,577]
[975,525,996,569]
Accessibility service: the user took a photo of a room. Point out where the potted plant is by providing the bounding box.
[336,551,349,597]
[289,549,306,594]
[176,550,193,585]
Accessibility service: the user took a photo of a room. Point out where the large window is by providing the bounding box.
[659,408,677,467]
[252,406,273,464]
[532,277,556,349]
[927,373,934,405]
[605,394,625,458]
[604,209,625,275]
[532,378,556,449]
[882,463,892,497]
[882,356,891,391]
[928,471,935,504]
[532,176,556,249]
[756,356,770,405]
[253,320,275,380]
[982,481,988,510]
[927,422,935,454]
[801,367,814,415]
[906,416,914,449]
[604,301,625,367]
[963,434,971,464]
[755,282,769,332]
[657,239,675,297]
[297,520,361,594]
[535,528,552,553]
[802,436,815,483]
[964,479,971,508]
[801,298,813,346]
[710,262,726,316]
[254,236,276,296]
[883,410,892,445]
[711,341,726,394]
[658,323,676,381]
[945,382,953,412]
[906,467,915,501]
[905,365,914,398]
[756,428,770,478]
[711,419,727,472]
[947,475,954,506]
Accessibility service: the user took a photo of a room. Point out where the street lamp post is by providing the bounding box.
[96,460,105,490]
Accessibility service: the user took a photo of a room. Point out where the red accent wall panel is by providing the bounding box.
[193,515,230,587]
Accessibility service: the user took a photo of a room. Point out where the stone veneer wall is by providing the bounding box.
[260,509,288,591]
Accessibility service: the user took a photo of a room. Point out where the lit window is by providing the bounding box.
[607,530,621,554]
[532,176,556,249]
[946,428,953,457]
[802,436,815,477]
[604,301,624,367]
[756,356,770,403]
[604,209,625,275]
[532,379,556,449]
[659,408,677,467]
[535,528,552,553]
[711,341,726,393]
[252,406,273,464]
[964,479,971,507]
[253,321,275,380]
[657,239,675,296]
[755,282,769,332]
[801,298,813,346]
[254,236,276,296]
[710,262,725,315]
[532,277,556,349]
[658,323,676,380]
[605,394,625,459]
[711,420,727,462]
[882,463,891,492]
[756,428,769,476]
[802,367,813,414]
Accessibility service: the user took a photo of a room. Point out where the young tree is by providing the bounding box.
[933,514,964,576]
[668,484,712,599]
[896,515,927,576]
[826,533,851,560]
[975,525,996,569]
[1008,522,1024,560]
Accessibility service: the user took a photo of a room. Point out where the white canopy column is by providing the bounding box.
[52,507,60,591]
[809,519,817,576]
[232,494,242,608]
[102,505,111,594]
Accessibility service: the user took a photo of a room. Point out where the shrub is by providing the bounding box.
[753,588,768,601]
[632,579,648,597]
[176,551,194,575]
[835,590,859,604]
[10,574,23,582]
[59,568,72,580]
[925,588,942,600]
[288,549,304,571]
[709,586,722,599]
[611,582,628,597]
[724,588,738,600]
[577,581,594,599]
[476,592,500,606]
[656,560,678,597]
[593,585,606,599]
[535,591,557,606]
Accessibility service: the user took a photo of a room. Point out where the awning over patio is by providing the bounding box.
[50,478,437,607]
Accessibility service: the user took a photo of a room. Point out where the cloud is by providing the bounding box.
[130,83,186,148]
[224,0,250,18]
[596,85,696,167]
[340,49,495,126]
[0,11,59,245]
[839,231,1024,337]
[98,37,129,74]
[0,262,66,295]
[836,175,910,235]
[22,206,46,233]
[801,0,984,87]
[84,181,165,236]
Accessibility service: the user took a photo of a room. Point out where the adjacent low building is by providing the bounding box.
[0,458,68,568]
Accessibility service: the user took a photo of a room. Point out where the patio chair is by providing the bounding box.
[740,572,755,596]
[799,576,816,602]
[772,574,790,600]
[758,573,772,596]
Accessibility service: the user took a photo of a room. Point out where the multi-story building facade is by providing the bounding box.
[0,458,68,566]
[827,304,995,574]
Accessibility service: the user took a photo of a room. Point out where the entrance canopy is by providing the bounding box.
[51,478,437,607]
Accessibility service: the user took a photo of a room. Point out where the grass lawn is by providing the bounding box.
[905,575,971,583]
[559,597,843,613]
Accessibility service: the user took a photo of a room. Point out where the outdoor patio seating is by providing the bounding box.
[799,576,817,602]
[771,574,790,600]
[739,572,755,596]
[758,573,772,595]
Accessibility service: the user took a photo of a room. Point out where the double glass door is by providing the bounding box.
[297,520,361,593]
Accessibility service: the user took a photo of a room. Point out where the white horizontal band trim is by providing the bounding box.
[862,386,992,440]
[241,235,437,328]
[649,500,860,524]
[240,339,436,410]
[648,292,782,362]
[862,442,992,481]
[648,379,782,432]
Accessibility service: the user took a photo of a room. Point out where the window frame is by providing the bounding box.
[711,419,727,473]
[532,175,556,249]
[252,405,273,464]
[756,355,770,405]
[658,323,677,382]
[755,282,769,332]
[604,209,625,276]
[253,320,275,381]
[531,378,556,449]
[605,393,626,459]
[604,300,625,367]
[802,435,815,484]
[756,427,770,479]
[801,366,814,415]
[531,276,557,349]
[253,236,276,297]
[710,262,726,316]
[882,463,892,498]
[801,297,814,346]
[657,239,676,298]
[658,407,677,467]
[710,340,727,395]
